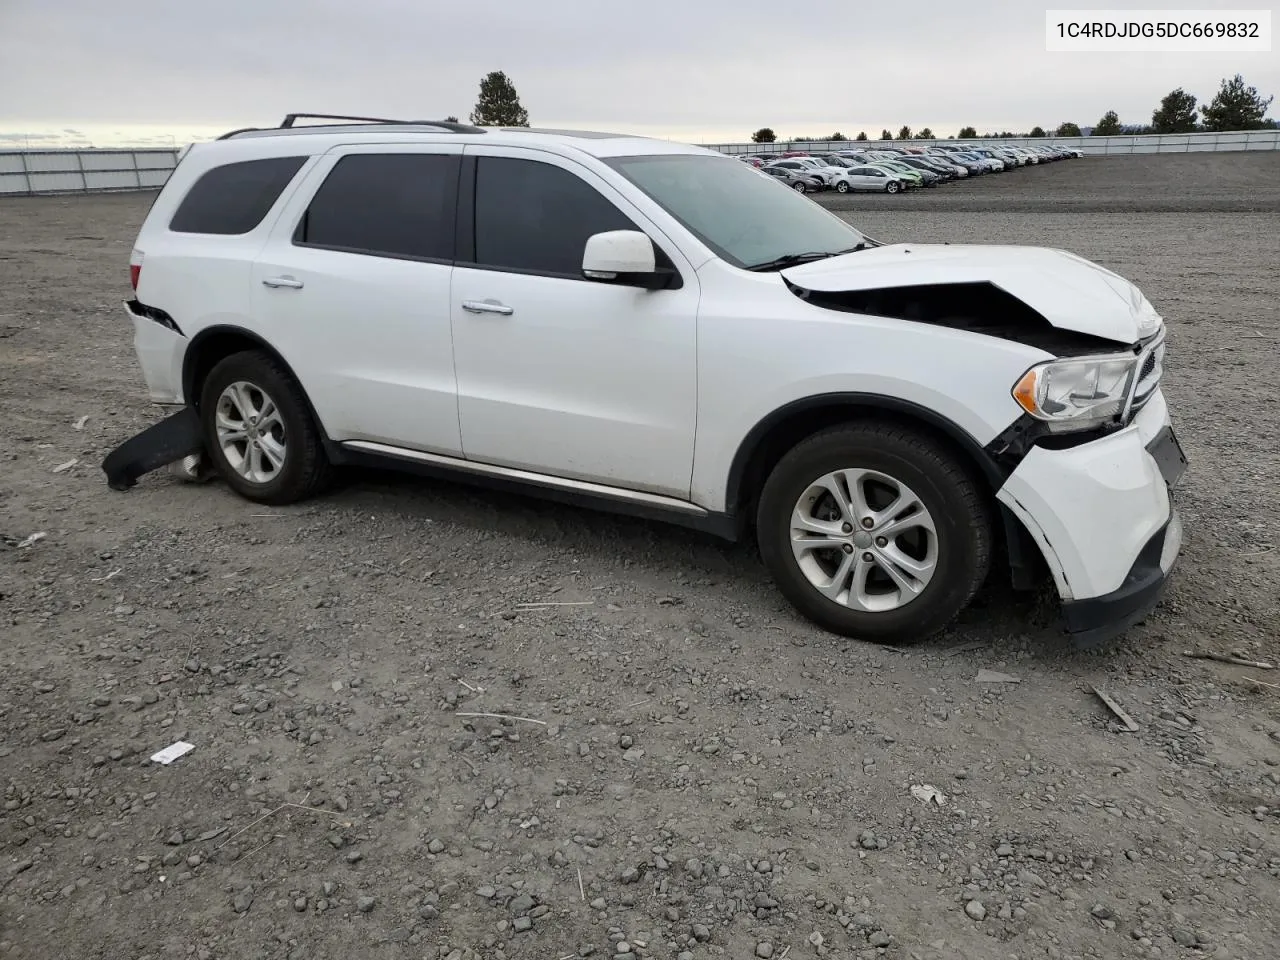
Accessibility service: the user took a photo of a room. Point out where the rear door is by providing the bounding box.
[249,143,464,454]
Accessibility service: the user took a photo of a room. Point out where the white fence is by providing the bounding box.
[0,149,180,196]
[0,129,1275,196]
[707,129,1280,156]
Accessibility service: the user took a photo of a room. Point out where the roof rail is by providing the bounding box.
[280,113,486,133]
[216,113,488,140]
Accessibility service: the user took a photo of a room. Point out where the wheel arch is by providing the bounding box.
[182,325,331,440]
[723,393,1042,587]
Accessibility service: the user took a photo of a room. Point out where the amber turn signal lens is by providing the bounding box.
[1012,369,1039,415]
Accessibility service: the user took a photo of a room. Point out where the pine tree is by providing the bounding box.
[917,127,934,139]
[469,71,529,127]
[1092,111,1122,135]
[1150,88,1198,133]
[1201,74,1274,131]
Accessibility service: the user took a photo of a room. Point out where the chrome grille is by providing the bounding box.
[1127,332,1165,416]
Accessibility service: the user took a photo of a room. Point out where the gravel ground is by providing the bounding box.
[2,156,1280,960]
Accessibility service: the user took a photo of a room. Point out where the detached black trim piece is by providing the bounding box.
[1061,513,1178,649]
[101,406,205,491]
[1146,425,1188,489]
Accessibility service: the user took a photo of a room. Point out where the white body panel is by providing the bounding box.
[247,143,464,454]
[998,391,1173,600]
[448,144,700,498]
[687,260,1045,511]
[780,243,1163,343]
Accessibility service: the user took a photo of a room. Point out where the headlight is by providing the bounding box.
[1011,355,1137,432]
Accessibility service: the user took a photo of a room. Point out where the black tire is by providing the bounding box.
[755,422,993,644]
[198,350,333,505]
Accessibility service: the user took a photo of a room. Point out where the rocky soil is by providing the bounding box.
[2,156,1279,960]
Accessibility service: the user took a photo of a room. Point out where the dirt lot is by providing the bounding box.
[2,153,1280,960]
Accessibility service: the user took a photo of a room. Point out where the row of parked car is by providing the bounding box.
[741,142,1084,194]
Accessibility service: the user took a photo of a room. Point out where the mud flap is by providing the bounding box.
[101,405,206,491]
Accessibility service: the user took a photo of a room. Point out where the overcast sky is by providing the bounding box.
[1,0,1276,146]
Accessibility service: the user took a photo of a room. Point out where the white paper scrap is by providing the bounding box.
[150,741,195,765]
[910,783,947,805]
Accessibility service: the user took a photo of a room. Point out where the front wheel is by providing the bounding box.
[199,350,334,505]
[835,180,850,193]
[755,423,993,644]
[792,181,807,192]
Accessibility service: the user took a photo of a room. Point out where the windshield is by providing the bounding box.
[605,154,870,270]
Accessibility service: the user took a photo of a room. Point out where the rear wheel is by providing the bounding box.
[198,350,333,505]
[792,181,807,192]
[886,181,900,194]
[836,180,850,193]
[755,423,993,644]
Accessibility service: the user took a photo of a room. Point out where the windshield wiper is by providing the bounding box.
[745,243,870,272]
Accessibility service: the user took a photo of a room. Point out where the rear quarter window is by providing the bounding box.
[168,156,307,235]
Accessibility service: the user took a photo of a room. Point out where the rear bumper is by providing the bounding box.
[124,299,187,404]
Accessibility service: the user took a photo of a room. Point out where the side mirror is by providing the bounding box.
[581,230,678,290]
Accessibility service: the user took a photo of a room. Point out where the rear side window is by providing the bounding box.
[293,153,459,261]
[471,157,636,277]
[169,156,306,234]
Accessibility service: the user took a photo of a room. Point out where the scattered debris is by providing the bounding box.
[577,867,585,901]
[910,784,947,805]
[943,641,989,657]
[976,669,1020,683]
[458,679,484,693]
[72,415,89,430]
[1243,676,1280,692]
[1183,649,1274,670]
[515,600,594,608]
[216,802,353,852]
[1091,684,1140,732]
[149,741,195,765]
[17,532,46,549]
[89,568,122,583]
[52,458,79,473]
[456,711,547,726]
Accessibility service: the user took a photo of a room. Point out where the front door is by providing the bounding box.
[250,144,464,454]
[449,146,699,499]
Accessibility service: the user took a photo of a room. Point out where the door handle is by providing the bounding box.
[262,276,304,289]
[461,299,513,316]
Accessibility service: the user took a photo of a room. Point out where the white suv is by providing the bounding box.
[117,113,1187,646]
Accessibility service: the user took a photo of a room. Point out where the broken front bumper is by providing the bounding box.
[996,390,1187,644]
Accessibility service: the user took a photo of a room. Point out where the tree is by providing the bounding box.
[897,125,913,140]
[1028,126,1046,137]
[751,127,777,143]
[469,70,529,127]
[1054,121,1082,137]
[827,131,847,141]
[855,131,869,141]
[918,127,934,139]
[1092,110,1122,136]
[444,116,459,123]
[957,126,977,138]
[880,129,894,140]
[1150,88,1198,133]
[1201,73,1275,131]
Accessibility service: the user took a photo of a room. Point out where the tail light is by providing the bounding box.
[129,249,144,291]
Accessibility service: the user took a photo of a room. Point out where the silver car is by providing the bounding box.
[837,165,907,193]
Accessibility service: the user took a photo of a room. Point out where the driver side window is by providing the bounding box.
[472,156,638,278]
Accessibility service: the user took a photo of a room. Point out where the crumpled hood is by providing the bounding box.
[781,243,1163,344]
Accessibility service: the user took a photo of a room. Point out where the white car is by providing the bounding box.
[115,113,1186,646]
